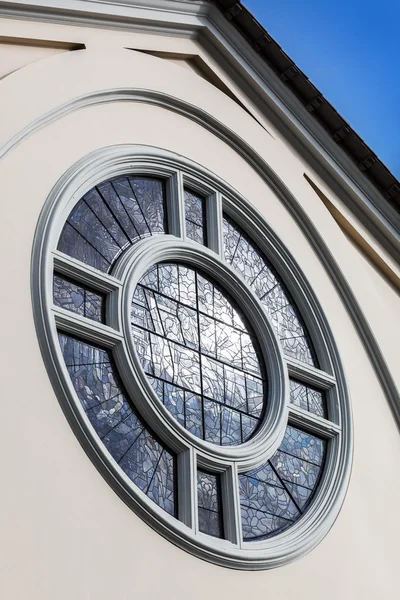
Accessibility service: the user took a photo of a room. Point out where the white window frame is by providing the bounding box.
[32,145,352,570]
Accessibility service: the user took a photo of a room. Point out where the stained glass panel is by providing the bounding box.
[197,470,223,538]
[53,274,105,322]
[289,379,327,418]
[58,176,166,273]
[184,188,206,246]
[239,425,326,541]
[131,263,267,446]
[58,334,176,516]
[222,215,316,366]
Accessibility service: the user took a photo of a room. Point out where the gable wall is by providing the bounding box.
[0,13,398,599]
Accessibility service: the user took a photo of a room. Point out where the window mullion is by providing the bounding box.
[52,250,122,294]
[178,447,196,530]
[207,190,224,257]
[286,355,336,390]
[52,307,123,348]
[288,404,341,438]
[221,462,241,546]
[167,171,186,239]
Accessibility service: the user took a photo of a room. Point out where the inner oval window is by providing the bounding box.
[131,262,266,445]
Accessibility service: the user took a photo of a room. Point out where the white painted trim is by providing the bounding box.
[53,250,122,293]
[0,0,210,37]
[31,143,352,569]
[286,357,336,391]
[288,406,341,440]
[53,307,123,347]
[201,11,400,253]
[0,0,397,258]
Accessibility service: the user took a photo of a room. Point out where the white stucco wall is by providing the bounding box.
[0,28,399,600]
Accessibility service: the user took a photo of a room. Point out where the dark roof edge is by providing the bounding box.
[215,0,400,213]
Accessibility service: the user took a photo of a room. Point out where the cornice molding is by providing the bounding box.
[198,12,400,257]
[0,0,398,255]
[0,0,210,34]
[304,174,400,291]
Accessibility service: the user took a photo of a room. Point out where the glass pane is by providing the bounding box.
[222,215,316,366]
[53,274,105,322]
[184,189,206,246]
[239,425,326,541]
[58,334,176,516]
[197,470,223,538]
[58,176,167,273]
[131,263,267,446]
[289,379,327,418]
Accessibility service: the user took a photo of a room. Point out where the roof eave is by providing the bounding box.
[0,0,398,253]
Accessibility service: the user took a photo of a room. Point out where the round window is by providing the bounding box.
[32,147,352,570]
[131,262,266,446]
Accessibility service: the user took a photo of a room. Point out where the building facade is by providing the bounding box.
[0,1,399,598]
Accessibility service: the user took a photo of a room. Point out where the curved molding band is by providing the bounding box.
[2,86,393,425]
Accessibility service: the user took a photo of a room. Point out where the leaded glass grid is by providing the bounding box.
[131,262,266,446]
[58,176,167,273]
[53,274,105,323]
[239,425,325,540]
[44,161,345,568]
[223,215,317,367]
[289,379,327,418]
[59,334,177,516]
[184,188,207,246]
[197,470,224,538]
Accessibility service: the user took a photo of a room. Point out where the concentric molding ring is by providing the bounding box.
[111,236,288,466]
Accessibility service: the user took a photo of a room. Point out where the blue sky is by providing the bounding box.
[243,0,400,178]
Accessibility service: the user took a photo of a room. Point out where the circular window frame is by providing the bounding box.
[32,144,353,570]
[114,237,287,464]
